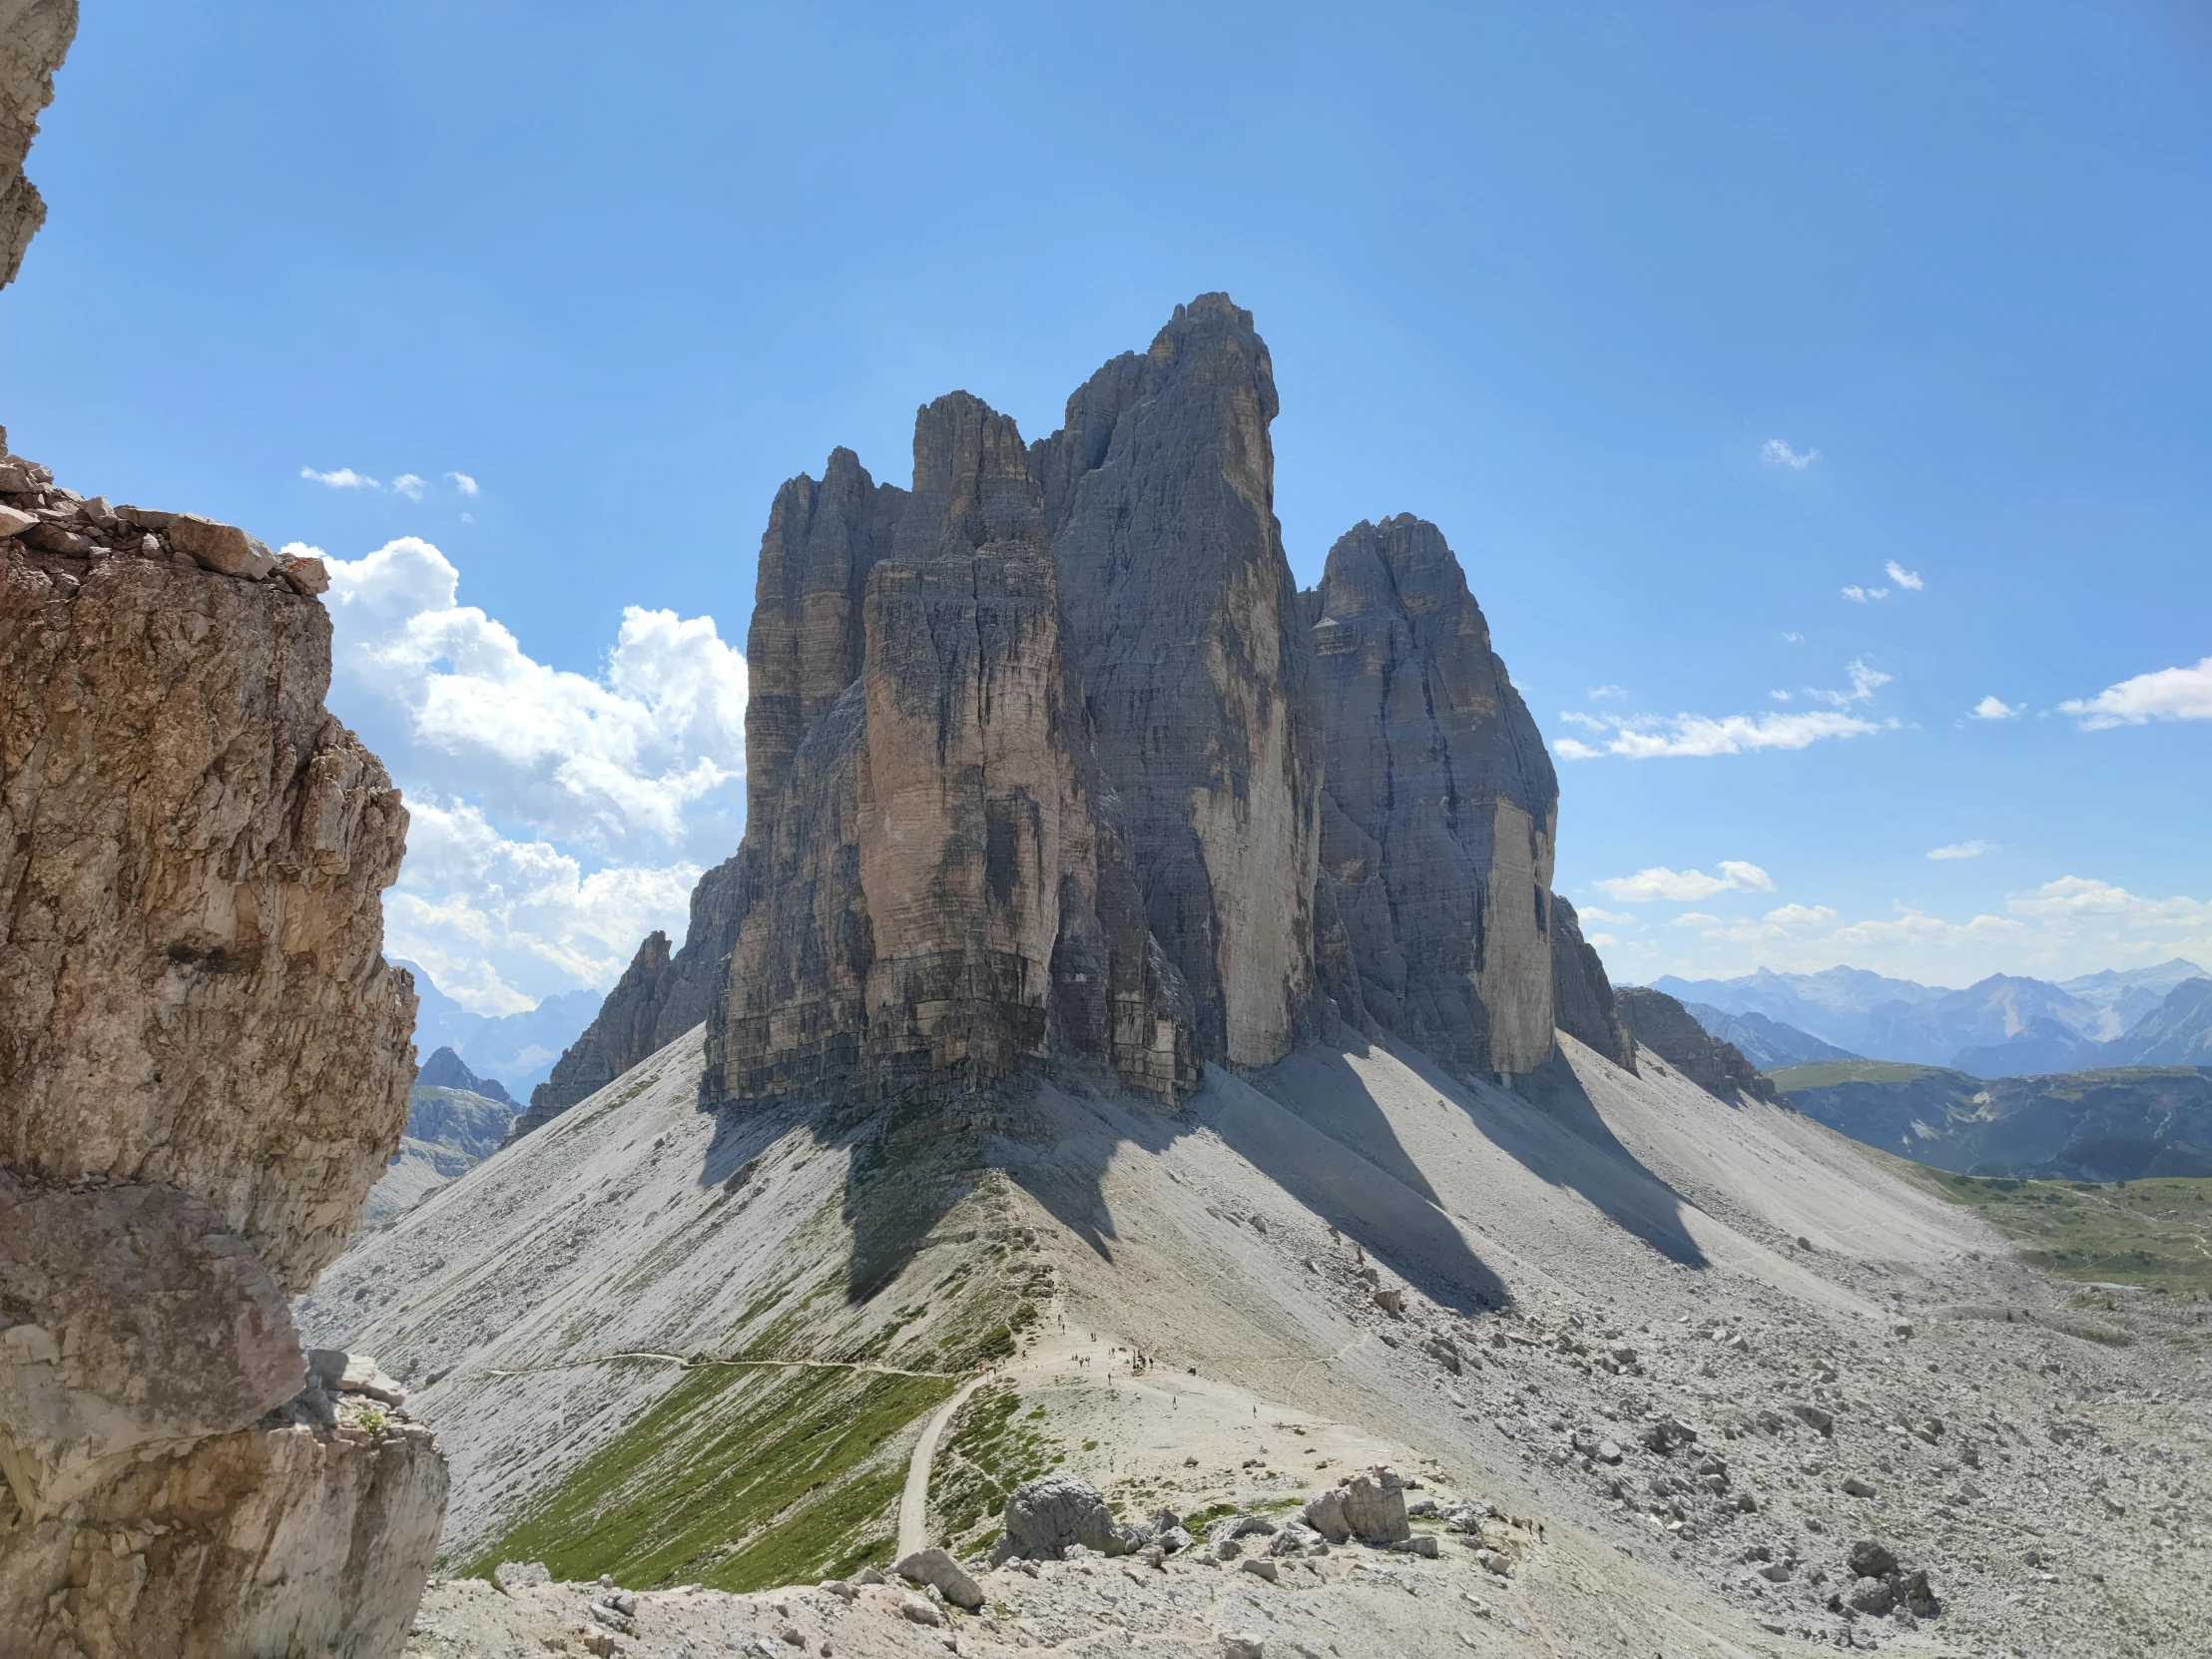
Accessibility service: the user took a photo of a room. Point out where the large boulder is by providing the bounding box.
[1000,1471,1133,1560]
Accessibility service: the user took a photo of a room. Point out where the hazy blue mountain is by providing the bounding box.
[2103,976,2212,1067]
[1650,966,1945,1052]
[415,1044,515,1105]
[1678,1001,1858,1069]
[393,959,602,1099]
[1771,1060,2212,1181]
[2060,960,2211,1037]
[1653,960,2209,1077]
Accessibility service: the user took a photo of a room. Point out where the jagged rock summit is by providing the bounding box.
[534,295,1631,1138]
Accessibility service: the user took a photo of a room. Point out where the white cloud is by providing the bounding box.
[1669,911,1721,927]
[1768,690,1792,703]
[1969,696,2022,721]
[1576,906,1640,926]
[389,473,426,501]
[1558,710,1608,732]
[1807,658,1891,710]
[1762,438,1818,469]
[302,465,379,489]
[1929,839,1994,861]
[384,800,701,1013]
[1781,632,1803,643]
[1841,585,1889,603]
[1554,708,1878,760]
[1587,684,1625,700]
[445,471,480,496]
[1586,933,1617,948]
[1763,903,1837,926]
[319,537,748,859]
[1593,862,1775,902]
[1884,560,1924,591]
[2058,656,2212,730]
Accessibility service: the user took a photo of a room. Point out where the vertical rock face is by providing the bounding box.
[705,393,1197,1108]
[0,0,74,290]
[1036,294,1325,1071]
[1306,515,1560,1078]
[0,437,445,1657]
[1549,896,1635,1071]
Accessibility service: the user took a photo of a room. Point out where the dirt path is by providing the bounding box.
[895,1374,990,1560]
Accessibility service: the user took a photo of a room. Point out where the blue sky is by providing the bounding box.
[8,2,2208,1009]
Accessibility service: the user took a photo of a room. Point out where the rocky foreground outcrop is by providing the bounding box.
[0,0,74,290]
[0,435,444,1656]
[537,294,1637,1127]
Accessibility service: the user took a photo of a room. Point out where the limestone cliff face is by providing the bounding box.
[1306,515,1560,1078]
[705,393,1197,1108]
[0,0,74,290]
[0,437,444,1657]
[1615,986,1778,1104]
[0,465,414,1288]
[1549,896,1635,1072]
[1036,294,1325,1071]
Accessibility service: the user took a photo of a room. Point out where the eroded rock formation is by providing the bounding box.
[1614,986,1778,1103]
[1037,294,1325,1070]
[1306,515,1560,1078]
[0,434,444,1657]
[1549,895,1636,1071]
[0,0,74,290]
[705,392,1197,1108]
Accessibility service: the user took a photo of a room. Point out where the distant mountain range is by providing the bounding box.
[1651,959,2209,1079]
[1769,1060,2212,1182]
[394,960,603,1100]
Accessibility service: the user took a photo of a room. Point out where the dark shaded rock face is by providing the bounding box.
[702,391,1198,1109]
[1615,986,1778,1103]
[1306,515,1560,1078]
[415,1045,513,1105]
[1550,896,1636,1072]
[1036,294,1325,1070]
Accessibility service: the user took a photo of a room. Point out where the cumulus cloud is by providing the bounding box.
[1576,906,1640,926]
[1884,560,1925,591]
[1764,903,1838,926]
[2058,657,2212,730]
[1929,839,1994,860]
[1842,585,1889,603]
[319,536,747,857]
[308,535,749,1010]
[1593,862,1775,902]
[1762,438,1817,469]
[1969,696,2022,721]
[383,801,702,1013]
[388,473,425,501]
[302,465,379,489]
[445,471,480,496]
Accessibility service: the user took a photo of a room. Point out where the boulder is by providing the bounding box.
[166,513,276,580]
[1301,1488,1351,1543]
[895,1546,982,1610]
[1336,1465,1411,1544]
[493,1561,552,1591]
[1847,1539,1899,1579]
[1001,1471,1131,1560]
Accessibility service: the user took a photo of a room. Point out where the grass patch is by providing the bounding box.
[1914,1170,2212,1296]
[463,1361,956,1592]
[1770,1060,1970,1091]
[927,1382,1062,1552]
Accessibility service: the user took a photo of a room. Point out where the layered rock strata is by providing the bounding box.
[1614,986,1778,1103]
[0,0,74,290]
[1305,515,1561,1079]
[0,435,445,1657]
[1548,896,1636,1071]
[704,393,1197,1108]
